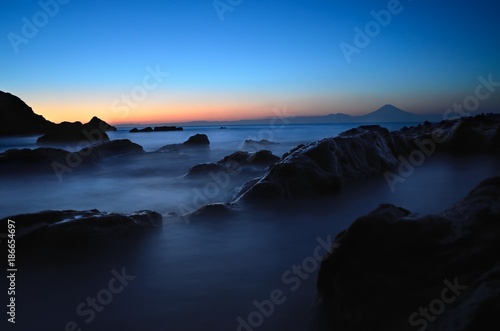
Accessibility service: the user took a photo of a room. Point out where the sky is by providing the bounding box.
[1,0,499,124]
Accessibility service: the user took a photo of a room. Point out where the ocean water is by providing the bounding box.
[1,123,500,331]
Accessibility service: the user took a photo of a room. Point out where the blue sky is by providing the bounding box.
[1,0,499,123]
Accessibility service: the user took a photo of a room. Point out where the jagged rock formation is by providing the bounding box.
[157,134,210,152]
[0,139,143,174]
[0,91,55,135]
[236,114,500,202]
[315,176,500,331]
[36,116,116,144]
[184,150,280,178]
[0,209,162,256]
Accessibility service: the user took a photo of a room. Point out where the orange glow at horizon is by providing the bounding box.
[31,99,296,125]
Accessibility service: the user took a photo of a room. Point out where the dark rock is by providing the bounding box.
[185,163,224,177]
[446,117,490,153]
[36,117,112,145]
[130,126,182,133]
[244,139,279,146]
[0,140,145,175]
[157,134,210,152]
[184,150,280,178]
[0,209,162,256]
[492,125,500,152]
[220,150,280,166]
[0,90,55,136]
[184,203,236,219]
[315,177,500,331]
[0,147,76,173]
[130,127,154,133]
[81,139,144,160]
[86,116,117,131]
[153,126,183,132]
[183,133,210,145]
[0,147,100,174]
[237,114,500,202]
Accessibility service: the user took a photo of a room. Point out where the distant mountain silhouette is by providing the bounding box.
[0,91,55,135]
[138,104,435,127]
[355,104,427,123]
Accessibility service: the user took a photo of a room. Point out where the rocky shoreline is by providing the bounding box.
[314,176,500,331]
[1,96,500,331]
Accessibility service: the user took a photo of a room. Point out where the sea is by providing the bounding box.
[1,123,499,331]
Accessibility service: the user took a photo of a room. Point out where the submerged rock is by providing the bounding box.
[183,203,236,220]
[0,147,97,174]
[0,139,144,175]
[157,134,210,152]
[244,139,279,147]
[184,150,280,178]
[0,209,162,255]
[82,139,144,160]
[315,177,500,331]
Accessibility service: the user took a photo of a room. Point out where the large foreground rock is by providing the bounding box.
[0,90,55,136]
[315,177,500,331]
[237,114,500,202]
[0,209,162,255]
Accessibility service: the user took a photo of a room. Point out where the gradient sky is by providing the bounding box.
[1,0,499,124]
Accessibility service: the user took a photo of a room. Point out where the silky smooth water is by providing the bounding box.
[1,124,499,331]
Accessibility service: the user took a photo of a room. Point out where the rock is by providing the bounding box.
[0,140,145,175]
[82,139,144,160]
[0,147,90,174]
[130,126,182,132]
[185,163,224,177]
[0,90,55,136]
[153,126,183,132]
[183,133,210,146]
[157,134,210,152]
[0,209,162,256]
[36,117,113,145]
[86,116,117,131]
[315,177,500,331]
[237,114,500,202]
[492,125,500,152]
[221,150,280,166]
[184,203,236,219]
[184,150,280,178]
[244,139,279,147]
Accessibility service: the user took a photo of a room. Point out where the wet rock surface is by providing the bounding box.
[314,177,500,331]
[237,114,500,202]
[0,209,162,256]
